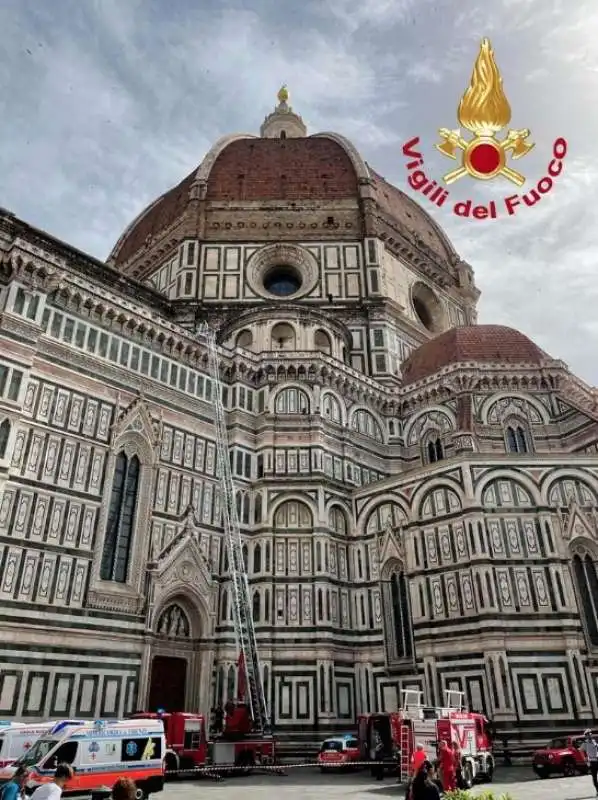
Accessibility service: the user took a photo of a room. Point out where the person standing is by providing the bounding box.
[29,764,73,800]
[0,766,29,800]
[451,741,462,788]
[438,740,456,791]
[370,727,385,781]
[581,729,598,796]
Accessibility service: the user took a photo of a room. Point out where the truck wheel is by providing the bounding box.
[461,762,474,789]
[164,753,179,775]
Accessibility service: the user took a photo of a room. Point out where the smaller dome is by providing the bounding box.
[401,325,549,385]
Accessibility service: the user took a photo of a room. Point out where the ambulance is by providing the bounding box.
[2,719,165,798]
[0,722,83,768]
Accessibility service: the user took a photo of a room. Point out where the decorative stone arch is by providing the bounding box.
[357,493,410,536]
[410,477,464,520]
[473,469,541,506]
[479,392,549,425]
[403,405,456,447]
[380,555,405,581]
[143,588,214,716]
[541,469,598,507]
[312,132,370,182]
[270,495,316,528]
[568,538,598,651]
[326,501,351,535]
[348,404,386,443]
[88,425,158,612]
[320,390,346,425]
[269,319,299,350]
[270,383,313,414]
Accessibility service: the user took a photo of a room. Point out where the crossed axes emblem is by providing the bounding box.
[436,128,534,186]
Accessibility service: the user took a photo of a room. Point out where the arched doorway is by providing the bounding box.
[148,603,192,712]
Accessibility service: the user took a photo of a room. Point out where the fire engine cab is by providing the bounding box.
[357,690,494,787]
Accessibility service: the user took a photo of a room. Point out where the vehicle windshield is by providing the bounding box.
[320,740,343,752]
[547,738,567,749]
[15,738,58,767]
[344,738,358,749]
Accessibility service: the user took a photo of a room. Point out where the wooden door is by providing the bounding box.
[148,656,187,711]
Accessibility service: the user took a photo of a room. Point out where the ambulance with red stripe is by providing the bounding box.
[0,722,85,768]
[1,719,165,798]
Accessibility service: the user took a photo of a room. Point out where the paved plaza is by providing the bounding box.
[163,767,598,800]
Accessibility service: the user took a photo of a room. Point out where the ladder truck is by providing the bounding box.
[199,324,276,770]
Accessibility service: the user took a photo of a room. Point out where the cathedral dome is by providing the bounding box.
[107,89,457,276]
[401,325,549,385]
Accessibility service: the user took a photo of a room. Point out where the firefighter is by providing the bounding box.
[438,739,456,791]
[452,741,462,788]
[370,726,385,780]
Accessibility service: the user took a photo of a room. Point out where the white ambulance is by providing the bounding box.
[5,719,165,798]
[0,722,82,768]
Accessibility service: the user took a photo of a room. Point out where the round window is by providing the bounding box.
[263,266,302,297]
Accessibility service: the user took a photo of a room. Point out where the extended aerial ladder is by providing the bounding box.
[198,323,271,736]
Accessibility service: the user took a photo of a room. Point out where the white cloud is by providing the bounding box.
[0,0,597,385]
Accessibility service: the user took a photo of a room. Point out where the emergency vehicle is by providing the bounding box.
[317,734,360,771]
[357,690,494,787]
[1,719,165,798]
[129,712,206,772]
[0,721,84,768]
[132,657,276,773]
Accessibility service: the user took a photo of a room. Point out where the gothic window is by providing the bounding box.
[252,591,260,621]
[265,542,271,572]
[275,387,310,414]
[254,493,262,522]
[316,542,323,571]
[350,409,383,441]
[221,589,228,621]
[242,544,248,570]
[382,565,414,664]
[321,393,342,424]
[227,665,235,700]
[425,437,444,464]
[253,543,262,573]
[329,506,347,535]
[273,500,312,529]
[156,604,191,638]
[264,589,271,621]
[317,589,324,621]
[505,422,530,453]
[0,419,10,459]
[100,452,140,583]
[572,553,598,647]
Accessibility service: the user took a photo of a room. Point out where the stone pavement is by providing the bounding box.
[163,766,598,800]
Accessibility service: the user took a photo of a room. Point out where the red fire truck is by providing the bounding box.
[132,693,275,774]
[357,690,494,787]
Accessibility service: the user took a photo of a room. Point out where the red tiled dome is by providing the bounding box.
[401,325,549,385]
[108,132,457,272]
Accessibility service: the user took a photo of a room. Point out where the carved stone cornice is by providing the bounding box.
[86,589,144,615]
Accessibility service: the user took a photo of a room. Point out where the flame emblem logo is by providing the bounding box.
[436,39,534,185]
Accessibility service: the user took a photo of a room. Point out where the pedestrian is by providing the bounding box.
[581,728,598,797]
[0,766,29,800]
[438,739,456,791]
[111,778,137,800]
[410,760,441,800]
[452,741,462,787]
[29,764,73,800]
[370,726,385,781]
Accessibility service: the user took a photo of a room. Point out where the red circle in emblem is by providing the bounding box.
[468,142,501,175]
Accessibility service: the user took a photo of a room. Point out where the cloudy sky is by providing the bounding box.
[1,0,596,382]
